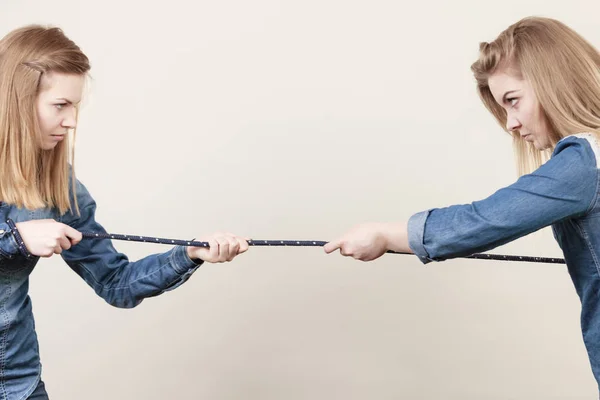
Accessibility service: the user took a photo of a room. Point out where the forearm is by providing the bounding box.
[63,244,202,308]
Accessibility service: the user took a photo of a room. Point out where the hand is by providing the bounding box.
[15,219,82,257]
[187,232,249,263]
[323,222,411,261]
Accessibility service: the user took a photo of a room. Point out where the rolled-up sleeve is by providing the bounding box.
[407,135,600,264]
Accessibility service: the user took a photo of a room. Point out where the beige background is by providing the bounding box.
[2,0,599,399]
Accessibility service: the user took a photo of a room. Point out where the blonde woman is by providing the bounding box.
[325,17,600,389]
[0,25,249,399]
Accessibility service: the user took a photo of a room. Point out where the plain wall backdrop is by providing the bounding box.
[2,1,600,399]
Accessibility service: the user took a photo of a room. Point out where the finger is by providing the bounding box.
[225,233,249,255]
[58,235,71,251]
[238,238,249,254]
[323,239,342,254]
[208,238,219,261]
[54,245,62,255]
[225,235,240,261]
[340,244,354,257]
[62,224,82,244]
[215,235,230,262]
[357,251,370,261]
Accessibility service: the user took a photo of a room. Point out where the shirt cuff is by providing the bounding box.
[0,221,20,258]
[407,209,435,264]
[169,245,204,275]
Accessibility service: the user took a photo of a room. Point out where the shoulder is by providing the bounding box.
[66,165,92,198]
[65,167,96,216]
[553,132,600,168]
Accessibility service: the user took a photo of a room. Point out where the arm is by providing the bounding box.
[325,135,598,262]
[59,179,203,308]
[408,135,598,263]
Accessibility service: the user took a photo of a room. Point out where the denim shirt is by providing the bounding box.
[408,132,600,389]
[0,178,202,399]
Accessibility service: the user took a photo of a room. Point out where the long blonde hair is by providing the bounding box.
[0,25,90,215]
[471,17,600,175]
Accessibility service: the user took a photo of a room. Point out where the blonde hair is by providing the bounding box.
[0,25,90,214]
[471,17,600,175]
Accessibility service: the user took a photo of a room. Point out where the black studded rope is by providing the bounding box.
[80,231,566,264]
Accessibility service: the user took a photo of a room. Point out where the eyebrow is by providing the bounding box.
[55,98,78,105]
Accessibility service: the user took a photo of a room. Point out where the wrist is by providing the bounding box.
[7,219,32,258]
[186,246,203,263]
[383,222,411,253]
[186,246,195,260]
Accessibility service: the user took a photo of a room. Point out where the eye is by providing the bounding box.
[507,97,518,107]
[54,103,68,110]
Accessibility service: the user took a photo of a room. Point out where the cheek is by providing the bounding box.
[531,107,550,134]
[36,107,58,132]
[521,99,549,132]
[517,102,536,128]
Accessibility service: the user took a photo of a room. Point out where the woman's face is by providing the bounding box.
[488,68,552,150]
[36,72,84,151]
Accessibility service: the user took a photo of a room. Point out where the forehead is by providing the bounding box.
[488,69,525,104]
[38,72,84,102]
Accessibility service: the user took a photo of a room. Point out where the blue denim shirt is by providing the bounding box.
[0,178,202,399]
[408,132,600,389]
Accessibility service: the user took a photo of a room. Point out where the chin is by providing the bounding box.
[40,143,59,151]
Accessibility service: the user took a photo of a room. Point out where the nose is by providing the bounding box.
[61,107,78,129]
[506,113,521,132]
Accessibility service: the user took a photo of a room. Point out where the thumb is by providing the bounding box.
[323,239,342,254]
[63,224,83,244]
